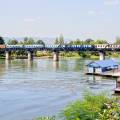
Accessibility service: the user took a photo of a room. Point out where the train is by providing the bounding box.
[0,44,44,49]
[0,44,120,50]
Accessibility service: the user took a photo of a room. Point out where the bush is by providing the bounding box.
[62,92,120,120]
[35,93,120,120]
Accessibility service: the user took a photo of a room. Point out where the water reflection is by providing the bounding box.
[5,60,12,69]
[27,60,33,69]
[0,60,6,79]
[0,58,116,120]
[52,61,59,71]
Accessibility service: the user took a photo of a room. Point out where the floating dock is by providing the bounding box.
[86,59,120,94]
[86,69,120,78]
[86,59,120,78]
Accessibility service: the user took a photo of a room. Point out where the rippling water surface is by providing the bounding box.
[0,58,116,120]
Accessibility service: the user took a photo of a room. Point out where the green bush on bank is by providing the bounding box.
[35,92,120,120]
[36,51,52,57]
[62,93,120,120]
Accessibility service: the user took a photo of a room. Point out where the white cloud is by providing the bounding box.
[23,17,41,22]
[104,0,120,6]
[24,18,36,22]
[88,10,96,15]
[87,10,104,16]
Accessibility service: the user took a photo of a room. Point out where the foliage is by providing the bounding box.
[54,37,59,45]
[35,93,120,120]
[36,40,45,46]
[62,92,120,120]
[94,39,108,44]
[68,39,84,45]
[68,39,108,45]
[8,39,18,45]
[23,37,35,45]
[85,38,94,44]
[0,36,5,44]
[54,34,64,45]
[36,51,52,57]
[115,37,120,44]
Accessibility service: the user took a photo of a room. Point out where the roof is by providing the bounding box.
[87,59,119,68]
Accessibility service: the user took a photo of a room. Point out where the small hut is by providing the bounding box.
[86,59,119,74]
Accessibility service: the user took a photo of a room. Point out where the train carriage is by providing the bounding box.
[95,44,120,50]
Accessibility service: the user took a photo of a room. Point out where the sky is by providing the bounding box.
[0,0,120,42]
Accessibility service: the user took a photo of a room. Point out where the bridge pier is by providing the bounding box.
[27,51,33,60]
[53,52,59,61]
[5,51,11,60]
[99,52,105,60]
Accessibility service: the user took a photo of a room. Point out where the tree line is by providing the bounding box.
[1,35,120,46]
[54,34,120,45]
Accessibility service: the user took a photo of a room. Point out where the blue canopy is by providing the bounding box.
[87,59,119,68]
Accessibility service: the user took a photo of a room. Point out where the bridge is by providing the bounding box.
[0,44,119,61]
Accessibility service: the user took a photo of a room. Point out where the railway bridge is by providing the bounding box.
[0,44,119,61]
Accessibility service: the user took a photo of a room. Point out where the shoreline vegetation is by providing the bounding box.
[35,92,120,120]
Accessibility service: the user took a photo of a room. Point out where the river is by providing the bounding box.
[0,58,116,120]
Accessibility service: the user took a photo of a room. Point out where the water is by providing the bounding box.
[0,58,116,120]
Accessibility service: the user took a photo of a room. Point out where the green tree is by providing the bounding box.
[94,39,108,44]
[0,36,5,44]
[59,34,64,45]
[36,40,45,46]
[85,38,94,44]
[68,39,84,45]
[54,37,59,45]
[7,39,18,45]
[23,37,35,45]
[115,37,120,44]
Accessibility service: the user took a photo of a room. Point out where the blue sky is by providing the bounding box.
[0,0,120,42]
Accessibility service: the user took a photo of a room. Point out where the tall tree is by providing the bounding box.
[23,37,35,45]
[115,37,120,44]
[8,39,18,45]
[0,36,5,44]
[36,40,45,46]
[85,38,94,44]
[54,37,59,45]
[94,39,108,44]
[59,34,64,45]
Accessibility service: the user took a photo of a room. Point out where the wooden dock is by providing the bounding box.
[86,69,120,78]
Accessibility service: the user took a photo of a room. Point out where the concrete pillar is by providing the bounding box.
[27,51,33,60]
[53,52,59,61]
[99,52,105,60]
[5,51,11,60]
